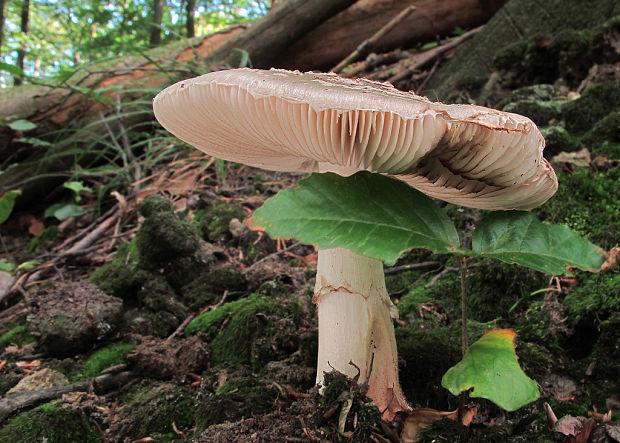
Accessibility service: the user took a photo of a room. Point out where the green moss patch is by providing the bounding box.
[0,325,34,348]
[81,342,137,378]
[0,403,101,443]
[195,202,247,243]
[185,293,300,371]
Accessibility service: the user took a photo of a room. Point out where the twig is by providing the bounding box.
[53,204,118,252]
[384,261,440,275]
[388,25,483,85]
[252,241,302,266]
[458,257,469,422]
[0,371,134,423]
[424,266,458,289]
[414,57,440,93]
[331,6,416,73]
[166,312,196,341]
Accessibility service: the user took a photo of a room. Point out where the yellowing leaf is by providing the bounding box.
[441,329,539,411]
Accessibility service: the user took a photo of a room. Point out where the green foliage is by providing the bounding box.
[442,330,540,411]
[563,273,620,323]
[44,202,88,221]
[0,403,101,443]
[0,325,34,347]
[82,342,137,378]
[253,172,461,265]
[7,119,37,131]
[0,190,20,225]
[472,211,604,274]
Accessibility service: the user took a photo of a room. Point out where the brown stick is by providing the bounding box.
[0,371,134,423]
[388,25,483,85]
[331,5,416,73]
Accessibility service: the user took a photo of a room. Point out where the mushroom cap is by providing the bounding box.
[153,68,557,210]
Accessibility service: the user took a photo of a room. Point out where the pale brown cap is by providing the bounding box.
[153,68,557,210]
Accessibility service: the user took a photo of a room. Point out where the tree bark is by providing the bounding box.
[0,0,6,56]
[276,0,508,71]
[426,0,620,100]
[186,0,195,38]
[14,0,30,86]
[149,0,165,46]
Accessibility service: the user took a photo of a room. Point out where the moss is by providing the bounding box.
[181,267,247,310]
[89,240,147,300]
[196,202,247,243]
[396,321,488,410]
[137,194,174,218]
[185,293,299,371]
[540,126,580,156]
[115,381,195,441]
[499,85,564,126]
[563,82,620,132]
[0,403,101,443]
[0,325,34,347]
[537,166,620,249]
[563,273,620,324]
[195,375,278,430]
[136,277,188,337]
[81,342,136,378]
[581,111,620,152]
[27,225,58,251]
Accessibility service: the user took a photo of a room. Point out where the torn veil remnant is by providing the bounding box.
[153,68,558,421]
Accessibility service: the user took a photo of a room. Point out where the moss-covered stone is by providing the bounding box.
[564,273,620,324]
[81,342,136,378]
[0,325,34,347]
[563,82,620,133]
[0,403,101,443]
[89,240,148,300]
[195,202,247,243]
[195,375,278,430]
[111,381,195,441]
[181,267,247,310]
[499,85,565,126]
[581,111,620,152]
[185,293,301,371]
[540,126,580,156]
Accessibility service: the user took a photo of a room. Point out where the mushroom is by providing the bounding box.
[153,68,557,420]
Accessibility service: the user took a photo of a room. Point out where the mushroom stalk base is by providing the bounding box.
[314,247,410,421]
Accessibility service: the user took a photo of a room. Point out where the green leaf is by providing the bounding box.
[0,190,21,225]
[16,137,52,147]
[252,171,460,265]
[63,181,93,194]
[0,62,25,78]
[8,120,37,131]
[0,261,14,272]
[44,202,87,221]
[441,329,540,411]
[473,211,604,274]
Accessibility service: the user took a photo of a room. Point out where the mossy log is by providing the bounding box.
[425,0,620,100]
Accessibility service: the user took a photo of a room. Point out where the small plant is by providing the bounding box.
[253,171,605,412]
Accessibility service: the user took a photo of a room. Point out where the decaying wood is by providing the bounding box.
[277,0,508,71]
[0,371,134,423]
[331,5,416,74]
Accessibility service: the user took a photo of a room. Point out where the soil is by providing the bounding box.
[1,8,619,443]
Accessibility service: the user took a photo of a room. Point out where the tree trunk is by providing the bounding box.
[186,0,195,38]
[0,0,6,56]
[0,0,356,201]
[14,0,30,86]
[426,0,620,100]
[149,0,165,46]
[276,0,508,71]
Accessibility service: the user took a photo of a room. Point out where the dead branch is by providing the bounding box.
[383,261,441,275]
[388,25,483,85]
[0,371,134,423]
[331,5,416,74]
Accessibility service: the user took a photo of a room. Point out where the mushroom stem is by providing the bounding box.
[314,247,411,421]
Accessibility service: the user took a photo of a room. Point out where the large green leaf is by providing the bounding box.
[252,172,460,265]
[441,329,540,411]
[473,211,604,274]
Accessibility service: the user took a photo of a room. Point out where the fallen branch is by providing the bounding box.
[0,371,134,423]
[383,261,441,275]
[252,241,303,266]
[388,25,483,85]
[331,5,416,74]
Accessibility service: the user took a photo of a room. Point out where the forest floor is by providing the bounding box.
[1,15,620,443]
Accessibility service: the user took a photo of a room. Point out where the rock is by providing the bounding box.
[6,368,69,395]
[28,282,123,356]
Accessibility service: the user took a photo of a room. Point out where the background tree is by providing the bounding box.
[150,0,165,46]
[14,0,28,85]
